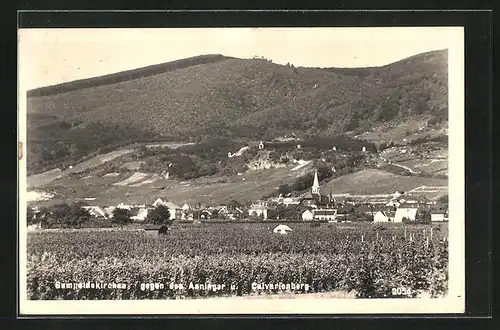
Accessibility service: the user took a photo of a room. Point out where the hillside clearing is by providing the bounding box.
[320,169,447,196]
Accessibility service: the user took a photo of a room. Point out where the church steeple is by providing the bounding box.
[312,169,320,196]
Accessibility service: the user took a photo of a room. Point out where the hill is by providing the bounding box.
[318,169,447,198]
[26,50,448,175]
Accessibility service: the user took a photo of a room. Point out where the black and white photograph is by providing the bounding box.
[18,26,465,314]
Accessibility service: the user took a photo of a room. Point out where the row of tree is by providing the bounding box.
[27,204,174,229]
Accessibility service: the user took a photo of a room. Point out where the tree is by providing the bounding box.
[68,203,91,228]
[112,207,132,228]
[27,207,36,225]
[48,203,72,227]
[278,184,292,196]
[437,194,448,205]
[227,199,242,210]
[146,205,172,226]
[416,209,432,224]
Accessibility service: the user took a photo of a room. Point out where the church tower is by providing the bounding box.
[311,169,320,196]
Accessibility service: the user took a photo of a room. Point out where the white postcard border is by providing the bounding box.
[17,26,465,315]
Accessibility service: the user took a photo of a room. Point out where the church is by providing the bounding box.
[300,169,336,209]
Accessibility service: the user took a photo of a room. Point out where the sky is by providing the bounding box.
[18,27,461,91]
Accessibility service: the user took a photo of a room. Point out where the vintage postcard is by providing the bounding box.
[18,26,465,315]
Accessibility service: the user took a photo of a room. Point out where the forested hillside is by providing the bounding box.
[26,50,448,175]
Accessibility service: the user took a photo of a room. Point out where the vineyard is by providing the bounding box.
[26,223,448,300]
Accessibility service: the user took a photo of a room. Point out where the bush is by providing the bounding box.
[146,205,172,226]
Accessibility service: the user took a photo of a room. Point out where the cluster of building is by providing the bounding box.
[261,169,448,223]
[78,198,249,223]
[28,166,448,226]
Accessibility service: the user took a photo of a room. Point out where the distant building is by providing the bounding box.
[104,206,116,218]
[248,203,268,220]
[374,211,396,223]
[116,203,132,210]
[131,208,149,222]
[152,198,182,219]
[394,207,418,222]
[82,206,108,219]
[431,204,448,222]
[300,169,335,208]
[313,209,337,221]
[301,210,314,221]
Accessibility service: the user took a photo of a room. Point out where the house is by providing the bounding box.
[248,204,268,220]
[27,222,42,231]
[281,197,300,206]
[200,209,212,219]
[131,207,149,222]
[143,224,162,236]
[116,202,134,210]
[354,204,375,215]
[431,204,447,222]
[374,211,396,223]
[104,206,116,218]
[82,206,108,219]
[217,205,229,215]
[394,207,418,222]
[273,224,292,235]
[313,209,337,221]
[180,203,190,219]
[151,198,182,219]
[431,212,445,222]
[386,200,401,208]
[301,209,314,221]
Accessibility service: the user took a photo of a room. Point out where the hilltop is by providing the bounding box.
[26,50,448,176]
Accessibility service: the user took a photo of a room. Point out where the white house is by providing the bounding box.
[431,213,445,222]
[301,210,314,221]
[82,206,108,219]
[104,206,116,218]
[180,203,190,219]
[282,197,300,206]
[273,224,292,235]
[386,200,401,208]
[394,207,418,223]
[116,203,132,210]
[27,222,42,231]
[131,208,149,221]
[313,209,337,221]
[374,211,395,223]
[248,204,268,220]
[152,198,182,219]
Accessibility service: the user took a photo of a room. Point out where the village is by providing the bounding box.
[27,165,449,231]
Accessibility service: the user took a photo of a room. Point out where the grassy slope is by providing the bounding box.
[28,50,447,137]
[34,162,315,207]
[320,169,447,196]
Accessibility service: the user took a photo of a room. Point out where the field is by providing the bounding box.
[321,169,447,197]
[27,222,448,300]
[32,162,315,207]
